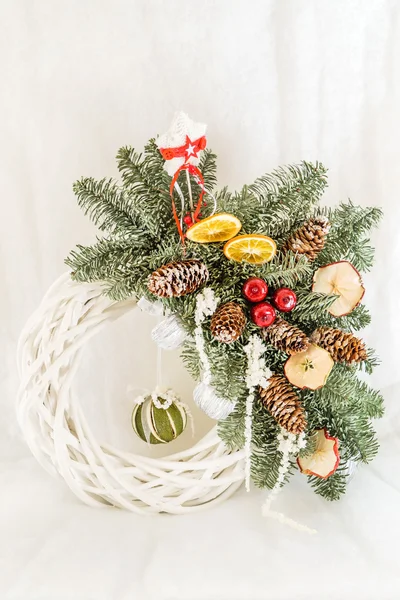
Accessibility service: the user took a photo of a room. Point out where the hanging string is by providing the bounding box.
[156,344,163,389]
[173,182,186,231]
[186,168,194,215]
[174,180,218,220]
[156,316,163,389]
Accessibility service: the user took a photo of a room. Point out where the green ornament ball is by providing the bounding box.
[132,396,187,444]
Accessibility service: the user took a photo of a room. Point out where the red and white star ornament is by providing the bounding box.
[157,112,208,243]
[157,112,207,176]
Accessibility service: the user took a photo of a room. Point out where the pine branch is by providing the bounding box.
[127,140,178,238]
[321,304,372,332]
[217,186,265,233]
[312,364,384,419]
[296,302,372,333]
[292,292,339,324]
[358,347,381,375]
[198,149,218,191]
[260,254,314,288]
[308,464,348,501]
[218,403,245,450]
[73,177,140,236]
[250,401,292,489]
[115,146,143,188]
[317,201,383,270]
[65,238,138,282]
[249,161,328,203]
[102,275,140,301]
[248,162,329,239]
[344,238,375,272]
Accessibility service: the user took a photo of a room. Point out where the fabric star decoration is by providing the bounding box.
[185,137,198,161]
[157,112,207,176]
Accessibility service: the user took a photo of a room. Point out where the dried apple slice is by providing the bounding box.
[312,261,365,317]
[297,429,340,479]
[284,344,333,390]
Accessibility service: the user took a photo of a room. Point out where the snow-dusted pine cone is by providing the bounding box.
[210,302,246,344]
[148,260,209,298]
[262,317,310,355]
[283,216,331,261]
[259,374,307,435]
[311,327,368,364]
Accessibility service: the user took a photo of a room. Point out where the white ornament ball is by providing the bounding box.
[151,314,187,350]
[193,382,236,420]
[137,296,164,316]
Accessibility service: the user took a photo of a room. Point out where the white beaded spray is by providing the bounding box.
[261,429,316,534]
[192,289,236,419]
[243,335,272,492]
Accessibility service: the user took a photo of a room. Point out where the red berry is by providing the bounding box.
[242,277,268,303]
[251,302,276,327]
[272,287,297,312]
[183,214,193,226]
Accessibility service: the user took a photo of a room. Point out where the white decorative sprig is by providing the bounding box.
[192,289,236,419]
[194,288,219,385]
[262,429,316,534]
[243,335,272,492]
[133,386,180,410]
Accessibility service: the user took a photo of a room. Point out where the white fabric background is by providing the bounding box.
[1,1,400,598]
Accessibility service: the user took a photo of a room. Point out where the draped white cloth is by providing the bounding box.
[1,0,400,598]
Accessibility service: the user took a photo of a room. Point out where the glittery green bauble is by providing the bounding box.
[132,397,187,444]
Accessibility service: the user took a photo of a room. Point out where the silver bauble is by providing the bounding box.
[137,296,164,316]
[193,382,236,420]
[151,314,187,350]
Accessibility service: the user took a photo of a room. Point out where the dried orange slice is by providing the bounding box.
[223,234,276,264]
[186,213,242,243]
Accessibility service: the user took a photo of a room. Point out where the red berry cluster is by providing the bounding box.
[242,277,297,328]
[183,205,207,229]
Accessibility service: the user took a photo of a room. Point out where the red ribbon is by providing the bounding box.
[170,164,205,244]
[160,135,206,162]
[159,135,207,244]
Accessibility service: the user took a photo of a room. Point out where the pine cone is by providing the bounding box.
[262,317,310,355]
[283,216,330,261]
[148,260,209,298]
[259,374,307,435]
[311,327,368,364]
[210,302,246,343]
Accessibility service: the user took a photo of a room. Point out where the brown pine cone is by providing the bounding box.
[148,259,209,298]
[259,374,307,435]
[283,216,330,261]
[210,302,246,343]
[262,317,310,355]
[311,327,368,363]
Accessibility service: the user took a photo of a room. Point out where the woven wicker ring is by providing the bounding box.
[16,274,245,514]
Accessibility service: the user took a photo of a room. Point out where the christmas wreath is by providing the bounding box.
[63,112,383,508]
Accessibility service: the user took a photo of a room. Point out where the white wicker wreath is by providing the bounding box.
[17,274,245,514]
